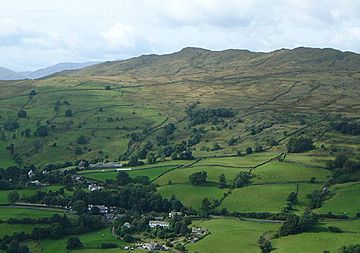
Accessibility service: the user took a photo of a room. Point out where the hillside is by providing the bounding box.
[0,47,360,253]
[66,47,360,78]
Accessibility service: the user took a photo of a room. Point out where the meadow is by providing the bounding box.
[187,218,280,253]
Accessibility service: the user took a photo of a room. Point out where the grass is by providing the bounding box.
[187,218,279,253]
[28,227,127,253]
[218,183,321,213]
[0,207,67,220]
[0,223,46,237]
[0,185,67,204]
[272,231,360,253]
[81,163,185,182]
[196,152,279,167]
[158,184,227,210]
[315,182,360,217]
[154,165,248,186]
[251,161,331,184]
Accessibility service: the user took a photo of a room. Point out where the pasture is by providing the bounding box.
[218,183,321,213]
[315,182,360,217]
[187,218,279,253]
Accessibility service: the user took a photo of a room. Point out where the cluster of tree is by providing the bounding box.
[327,155,360,184]
[332,120,360,135]
[6,215,60,225]
[26,179,185,214]
[156,123,176,146]
[234,172,251,188]
[67,237,83,250]
[186,104,234,126]
[249,121,274,136]
[187,127,205,147]
[218,173,227,188]
[0,214,103,253]
[339,244,360,253]
[114,213,190,242]
[17,110,27,118]
[0,166,32,190]
[189,171,207,185]
[287,136,314,153]
[327,226,342,233]
[258,236,272,253]
[115,171,150,186]
[306,189,330,209]
[0,238,30,253]
[3,120,19,131]
[278,212,317,236]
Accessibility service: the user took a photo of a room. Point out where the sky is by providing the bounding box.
[1,0,360,71]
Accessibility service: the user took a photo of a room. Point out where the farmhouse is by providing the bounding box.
[169,211,182,218]
[149,220,169,228]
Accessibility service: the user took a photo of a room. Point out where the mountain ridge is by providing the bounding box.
[60,46,360,80]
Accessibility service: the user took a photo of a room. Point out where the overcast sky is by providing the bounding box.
[1,0,360,71]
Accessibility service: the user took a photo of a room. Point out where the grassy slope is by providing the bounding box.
[218,183,321,213]
[272,232,360,253]
[187,218,279,253]
[315,182,360,217]
[0,207,66,219]
[28,227,127,253]
[158,184,227,210]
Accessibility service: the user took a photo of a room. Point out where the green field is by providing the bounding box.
[187,218,279,253]
[0,207,68,220]
[154,165,248,186]
[82,165,179,182]
[28,227,127,253]
[315,182,360,217]
[158,184,227,209]
[0,223,46,237]
[0,185,67,204]
[251,161,331,184]
[272,231,360,253]
[218,183,321,213]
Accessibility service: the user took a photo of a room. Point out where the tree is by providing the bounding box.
[105,85,111,90]
[67,237,83,250]
[189,171,207,185]
[245,147,253,154]
[72,200,87,215]
[128,155,141,166]
[36,125,48,137]
[287,192,298,205]
[77,135,88,144]
[218,173,227,188]
[116,171,131,185]
[24,128,31,137]
[287,136,314,153]
[7,190,19,203]
[17,109,27,118]
[278,215,300,236]
[259,236,272,253]
[65,109,73,117]
[201,198,211,214]
[146,153,156,164]
[234,172,251,188]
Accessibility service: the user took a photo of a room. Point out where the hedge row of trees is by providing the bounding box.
[0,214,103,253]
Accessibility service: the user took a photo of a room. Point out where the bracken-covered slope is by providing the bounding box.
[63,47,360,78]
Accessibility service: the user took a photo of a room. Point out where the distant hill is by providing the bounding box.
[63,47,360,79]
[23,62,98,79]
[0,62,98,80]
[0,67,25,80]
